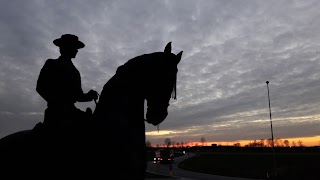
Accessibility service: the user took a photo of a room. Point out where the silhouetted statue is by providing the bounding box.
[0,41,183,179]
[36,34,98,141]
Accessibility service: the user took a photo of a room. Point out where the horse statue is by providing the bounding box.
[0,42,183,179]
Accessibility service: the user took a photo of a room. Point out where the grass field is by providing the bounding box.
[177,152,320,180]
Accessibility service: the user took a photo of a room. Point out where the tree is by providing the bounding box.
[266,138,273,147]
[234,142,241,147]
[274,138,279,147]
[164,138,171,148]
[283,140,290,147]
[185,141,190,147]
[292,141,296,147]
[275,138,283,147]
[172,141,176,147]
[247,140,261,147]
[252,140,258,147]
[146,140,152,147]
[297,140,304,147]
[200,137,206,146]
[279,139,284,147]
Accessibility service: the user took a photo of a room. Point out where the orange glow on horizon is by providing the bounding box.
[151,135,320,147]
[203,136,320,147]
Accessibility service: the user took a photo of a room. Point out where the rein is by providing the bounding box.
[94,92,100,105]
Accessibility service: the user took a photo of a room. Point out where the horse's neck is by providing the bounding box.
[94,72,145,118]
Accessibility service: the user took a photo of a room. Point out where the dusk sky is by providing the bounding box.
[1,0,320,146]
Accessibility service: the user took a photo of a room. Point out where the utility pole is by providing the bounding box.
[266,81,277,176]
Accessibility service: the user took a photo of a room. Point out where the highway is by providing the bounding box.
[146,153,262,180]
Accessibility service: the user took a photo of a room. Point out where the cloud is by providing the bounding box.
[1,0,320,146]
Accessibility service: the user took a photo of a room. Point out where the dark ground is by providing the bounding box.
[145,171,175,179]
[178,152,320,180]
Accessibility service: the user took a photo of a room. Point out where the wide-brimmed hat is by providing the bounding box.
[53,34,85,49]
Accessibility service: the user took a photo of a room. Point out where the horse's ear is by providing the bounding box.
[176,51,183,64]
[164,42,172,54]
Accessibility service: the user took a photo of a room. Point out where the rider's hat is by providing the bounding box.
[53,34,85,49]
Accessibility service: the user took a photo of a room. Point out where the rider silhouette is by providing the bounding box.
[36,34,98,137]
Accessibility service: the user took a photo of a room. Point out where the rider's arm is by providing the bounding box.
[77,90,98,102]
[75,72,98,102]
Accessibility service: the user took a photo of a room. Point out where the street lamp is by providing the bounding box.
[266,81,277,175]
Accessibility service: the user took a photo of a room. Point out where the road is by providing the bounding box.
[146,153,262,180]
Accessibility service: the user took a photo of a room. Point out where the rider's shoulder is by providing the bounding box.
[46,58,57,62]
[44,58,58,65]
[44,58,52,62]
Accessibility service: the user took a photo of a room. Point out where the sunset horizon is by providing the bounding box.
[148,135,320,147]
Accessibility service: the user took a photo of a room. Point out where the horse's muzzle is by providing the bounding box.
[145,110,168,126]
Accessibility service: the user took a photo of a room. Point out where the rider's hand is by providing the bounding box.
[88,90,99,101]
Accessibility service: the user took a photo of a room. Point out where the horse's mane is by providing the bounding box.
[114,52,177,99]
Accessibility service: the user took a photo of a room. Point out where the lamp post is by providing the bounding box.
[266,81,277,175]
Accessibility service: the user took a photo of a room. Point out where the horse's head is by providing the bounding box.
[144,42,183,126]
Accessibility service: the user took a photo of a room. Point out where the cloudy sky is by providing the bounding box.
[1,0,320,146]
